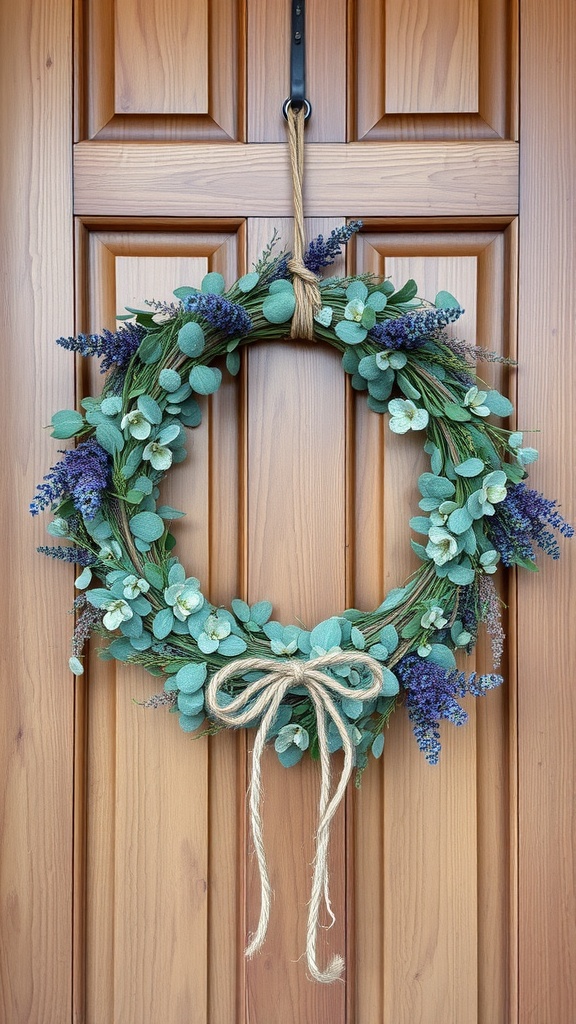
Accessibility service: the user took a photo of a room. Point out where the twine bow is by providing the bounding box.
[286,104,322,340]
[206,651,383,983]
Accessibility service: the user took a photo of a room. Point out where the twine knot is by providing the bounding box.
[206,650,383,983]
[286,104,322,340]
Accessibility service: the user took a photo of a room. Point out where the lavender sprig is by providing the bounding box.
[487,483,574,566]
[303,221,363,274]
[37,545,95,567]
[56,323,145,372]
[396,654,503,764]
[369,307,464,351]
[182,293,252,336]
[30,438,110,520]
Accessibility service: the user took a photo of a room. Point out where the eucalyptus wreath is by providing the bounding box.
[32,223,572,772]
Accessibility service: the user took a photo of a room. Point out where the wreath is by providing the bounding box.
[32,222,572,771]
[32,220,573,981]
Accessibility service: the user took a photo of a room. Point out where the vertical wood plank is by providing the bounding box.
[518,2,576,1021]
[0,2,74,1021]
[80,233,244,1023]
[247,0,347,142]
[352,226,516,1023]
[115,0,208,114]
[243,219,347,1021]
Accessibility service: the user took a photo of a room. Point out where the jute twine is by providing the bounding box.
[205,651,383,983]
[286,104,322,339]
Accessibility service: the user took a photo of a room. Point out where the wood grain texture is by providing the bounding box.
[73,140,519,217]
[78,0,243,140]
[76,226,245,1023]
[0,2,75,1022]
[385,0,479,114]
[115,0,208,114]
[351,224,516,1022]
[247,0,347,142]
[354,0,515,140]
[243,218,348,1021]
[518,1,576,1020]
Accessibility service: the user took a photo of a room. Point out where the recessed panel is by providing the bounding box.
[354,0,516,140]
[351,222,517,1024]
[78,0,243,140]
[77,222,245,1023]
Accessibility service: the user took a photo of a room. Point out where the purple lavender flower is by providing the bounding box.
[487,483,574,566]
[56,323,145,372]
[303,221,363,274]
[30,438,110,520]
[369,307,463,351]
[396,654,502,764]
[182,293,252,336]
[37,545,95,567]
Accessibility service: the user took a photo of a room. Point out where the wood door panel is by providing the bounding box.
[247,0,347,143]
[78,0,243,140]
[77,226,245,1023]
[351,223,516,1022]
[73,140,519,217]
[5,0,576,1021]
[354,0,516,140]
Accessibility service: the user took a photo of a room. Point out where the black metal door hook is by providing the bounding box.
[283,0,311,121]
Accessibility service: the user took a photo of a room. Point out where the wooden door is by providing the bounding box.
[2,1,575,1021]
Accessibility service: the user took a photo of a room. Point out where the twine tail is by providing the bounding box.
[304,686,353,984]
[244,683,291,958]
[286,104,321,339]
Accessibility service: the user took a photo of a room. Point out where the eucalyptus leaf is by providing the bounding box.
[334,320,367,345]
[189,365,222,395]
[129,511,165,542]
[444,402,472,422]
[152,608,175,640]
[201,272,225,295]
[137,394,162,424]
[158,368,182,392]
[483,390,514,417]
[262,291,296,324]
[455,458,484,478]
[226,350,241,376]
[237,272,259,293]
[50,409,84,439]
[435,290,460,309]
[96,422,124,456]
[178,321,205,357]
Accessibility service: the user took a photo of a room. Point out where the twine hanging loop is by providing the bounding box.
[286,103,322,340]
[205,651,383,983]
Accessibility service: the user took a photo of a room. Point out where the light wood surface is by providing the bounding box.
[73,140,519,217]
[518,1,576,1020]
[2,1,575,1022]
[0,2,75,1021]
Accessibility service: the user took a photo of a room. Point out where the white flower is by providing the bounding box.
[151,311,173,324]
[164,581,204,621]
[425,526,459,566]
[344,298,365,322]
[122,574,150,600]
[102,598,133,631]
[142,440,173,472]
[480,471,507,507]
[388,398,429,434]
[417,643,432,658]
[121,409,152,440]
[198,612,232,654]
[420,605,448,629]
[463,386,490,417]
